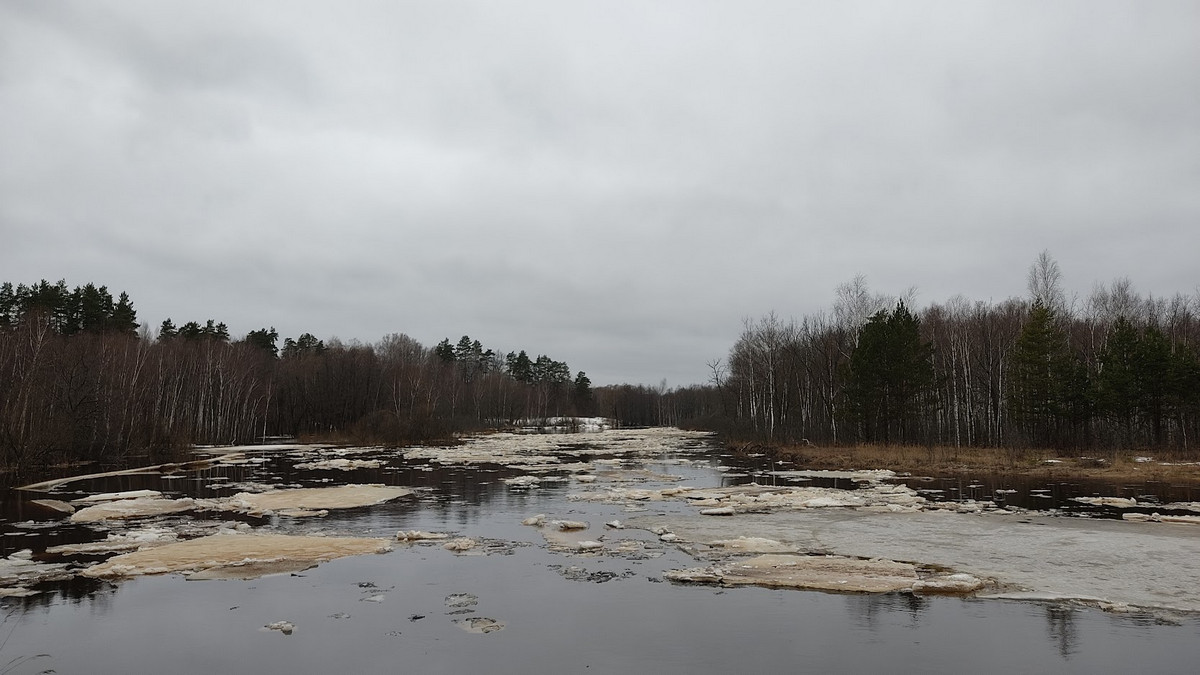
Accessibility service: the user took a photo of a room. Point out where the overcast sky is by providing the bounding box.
[2,1,1197,386]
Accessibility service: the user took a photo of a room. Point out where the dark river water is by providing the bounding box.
[2,434,1199,675]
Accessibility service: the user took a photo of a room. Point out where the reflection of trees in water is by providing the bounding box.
[8,577,110,617]
[849,592,929,631]
[1045,605,1078,658]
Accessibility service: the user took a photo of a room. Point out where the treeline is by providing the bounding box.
[699,255,1200,452]
[0,279,597,472]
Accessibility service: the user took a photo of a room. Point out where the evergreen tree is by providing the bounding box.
[843,302,936,444]
[472,340,495,373]
[244,327,280,357]
[434,338,456,363]
[1135,324,1175,446]
[158,318,178,341]
[0,282,15,329]
[506,350,533,382]
[1095,317,1139,445]
[282,333,325,358]
[178,321,204,340]
[453,335,475,362]
[572,371,594,415]
[110,292,138,336]
[1008,301,1075,447]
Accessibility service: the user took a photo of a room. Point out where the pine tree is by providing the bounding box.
[843,302,935,444]
[1135,324,1174,446]
[572,371,594,415]
[1008,301,1074,448]
[110,292,138,336]
[434,339,456,363]
[0,282,15,329]
[282,333,325,358]
[506,350,533,382]
[244,327,280,357]
[1095,317,1139,444]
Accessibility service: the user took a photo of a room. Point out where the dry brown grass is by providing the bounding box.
[759,443,1200,482]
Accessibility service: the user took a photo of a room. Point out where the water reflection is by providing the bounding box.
[892,474,1200,516]
[850,591,930,631]
[1046,605,1079,658]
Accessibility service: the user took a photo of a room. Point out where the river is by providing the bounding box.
[2,428,1198,674]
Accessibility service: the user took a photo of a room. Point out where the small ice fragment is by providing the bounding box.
[74,490,163,503]
[396,530,449,541]
[265,621,294,635]
[443,538,477,552]
[552,520,588,531]
[445,593,478,609]
[455,617,505,634]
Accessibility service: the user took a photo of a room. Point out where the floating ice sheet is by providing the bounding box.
[634,507,1200,612]
[220,484,413,517]
[293,458,384,471]
[81,532,391,579]
[666,554,921,593]
[70,497,202,523]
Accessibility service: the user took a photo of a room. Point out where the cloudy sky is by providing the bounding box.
[2,1,1197,386]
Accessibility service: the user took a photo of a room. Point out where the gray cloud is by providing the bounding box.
[3,0,1198,385]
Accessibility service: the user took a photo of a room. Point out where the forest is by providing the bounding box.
[0,279,601,473]
[3,252,1199,474]
[709,254,1200,453]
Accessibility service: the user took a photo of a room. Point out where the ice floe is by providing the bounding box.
[402,427,713,471]
[75,489,165,503]
[70,497,202,523]
[666,554,921,593]
[445,593,478,608]
[569,481,930,514]
[293,458,384,471]
[396,530,450,542]
[455,617,505,633]
[1122,513,1200,525]
[264,620,295,635]
[80,532,392,579]
[0,549,73,591]
[46,527,179,555]
[1073,496,1139,508]
[219,484,412,517]
[666,551,986,595]
[633,505,1200,612]
[707,536,799,554]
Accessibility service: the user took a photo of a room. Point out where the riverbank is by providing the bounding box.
[750,442,1200,483]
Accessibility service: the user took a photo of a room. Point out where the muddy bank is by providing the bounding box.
[763,443,1200,484]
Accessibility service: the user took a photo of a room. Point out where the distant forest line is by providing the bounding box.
[3,252,1200,473]
[707,253,1200,453]
[0,278,632,473]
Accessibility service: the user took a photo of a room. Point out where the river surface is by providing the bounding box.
[2,429,1199,674]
